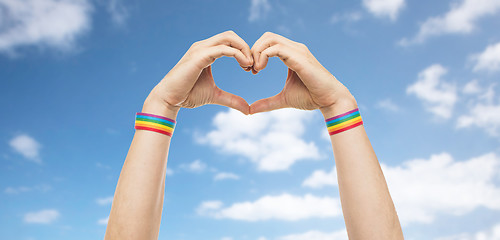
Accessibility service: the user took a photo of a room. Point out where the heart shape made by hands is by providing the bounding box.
[152,31,349,118]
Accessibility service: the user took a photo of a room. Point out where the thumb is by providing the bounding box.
[249,93,287,114]
[212,87,250,115]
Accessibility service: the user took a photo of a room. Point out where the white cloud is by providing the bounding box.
[24,209,60,224]
[5,186,32,194]
[400,0,500,45]
[196,201,223,215]
[320,128,331,142]
[388,152,500,224]
[472,42,500,73]
[302,152,500,225]
[463,79,482,95]
[362,0,405,21]
[198,109,321,172]
[457,84,500,136]
[330,11,363,24]
[214,172,240,181]
[9,134,42,163]
[437,222,500,240]
[248,0,271,22]
[221,237,233,240]
[166,167,174,176]
[96,196,113,206]
[0,0,92,54]
[197,194,341,221]
[407,64,457,119]
[4,184,51,194]
[302,167,336,189]
[376,98,400,112]
[181,159,207,173]
[457,100,500,136]
[278,229,348,240]
[97,216,109,225]
[107,0,128,26]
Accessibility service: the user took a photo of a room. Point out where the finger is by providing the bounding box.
[251,32,295,71]
[199,31,253,66]
[256,44,297,72]
[212,88,250,115]
[251,66,259,75]
[249,93,288,114]
[200,45,252,69]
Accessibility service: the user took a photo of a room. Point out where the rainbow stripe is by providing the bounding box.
[135,112,176,137]
[325,108,363,135]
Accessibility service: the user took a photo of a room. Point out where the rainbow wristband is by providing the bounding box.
[325,108,363,135]
[135,112,176,137]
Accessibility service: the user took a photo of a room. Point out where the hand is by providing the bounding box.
[249,32,356,116]
[146,31,253,115]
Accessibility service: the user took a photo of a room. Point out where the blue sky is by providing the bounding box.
[1,0,500,239]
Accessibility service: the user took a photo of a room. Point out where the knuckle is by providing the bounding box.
[264,31,274,37]
[190,41,202,49]
[297,42,308,50]
[223,30,236,38]
[267,48,278,57]
[200,52,215,64]
[263,32,276,40]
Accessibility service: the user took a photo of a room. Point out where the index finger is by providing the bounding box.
[250,32,296,72]
[198,31,253,65]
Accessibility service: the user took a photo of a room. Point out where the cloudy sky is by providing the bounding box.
[1,0,500,239]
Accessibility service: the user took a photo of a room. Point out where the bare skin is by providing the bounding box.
[104,31,404,240]
[104,31,253,240]
[249,32,404,240]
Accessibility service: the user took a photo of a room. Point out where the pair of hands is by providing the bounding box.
[146,31,355,117]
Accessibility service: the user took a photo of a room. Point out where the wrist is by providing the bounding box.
[319,95,358,119]
[142,92,180,120]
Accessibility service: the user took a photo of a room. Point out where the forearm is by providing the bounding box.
[321,96,403,240]
[105,96,179,240]
[102,31,255,239]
